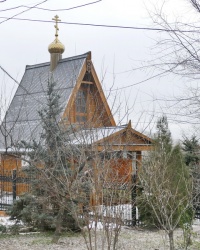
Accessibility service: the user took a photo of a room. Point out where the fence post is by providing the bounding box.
[12,169,17,201]
[131,173,137,226]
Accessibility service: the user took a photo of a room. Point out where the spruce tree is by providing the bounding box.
[182,135,199,166]
[15,77,83,240]
[182,135,200,216]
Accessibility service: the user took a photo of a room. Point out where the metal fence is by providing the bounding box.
[0,169,138,226]
[195,213,200,219]
[88,204,139,227]
[0,169,30,210]
[195,209,200,219]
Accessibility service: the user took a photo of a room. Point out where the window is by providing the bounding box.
[76,90,87,113]
[76,89,87,122]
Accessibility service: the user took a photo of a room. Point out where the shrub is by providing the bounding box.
[8,193,82,232]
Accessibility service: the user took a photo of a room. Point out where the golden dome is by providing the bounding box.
[48,38,65,54]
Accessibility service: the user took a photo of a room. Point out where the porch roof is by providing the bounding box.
[67,124,152,151]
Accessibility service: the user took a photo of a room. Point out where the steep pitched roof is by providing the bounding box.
[0,52,89,148]
[0,52,151,153]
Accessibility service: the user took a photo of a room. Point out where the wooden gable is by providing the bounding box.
[93,121,152,152]
[62,52,116,127]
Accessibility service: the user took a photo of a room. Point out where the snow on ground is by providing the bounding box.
[192,219,200,233]
[0,225,199,250]
[89,204,139,221]
[0,206,199,249]
[0,216,17,227]
[0,217,199,249]
[0,215,198,232]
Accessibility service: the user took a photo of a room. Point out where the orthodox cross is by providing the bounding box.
[52,15,61,37]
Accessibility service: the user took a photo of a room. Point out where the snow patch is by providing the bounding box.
[0,216,16,227]
[90,204,138,221]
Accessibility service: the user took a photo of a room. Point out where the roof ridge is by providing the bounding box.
[26,51,90,70]
[83,126,126,131]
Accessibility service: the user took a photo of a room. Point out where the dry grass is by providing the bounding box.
[0,224,199,250]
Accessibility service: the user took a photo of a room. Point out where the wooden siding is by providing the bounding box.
[0,52,152,201]
[109,158,132,183]
[1,155,21,170]
[62,55,116,127]
[90,155,142,206]
[0,155,29,195]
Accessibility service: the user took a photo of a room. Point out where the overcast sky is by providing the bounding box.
[0,0,198,140]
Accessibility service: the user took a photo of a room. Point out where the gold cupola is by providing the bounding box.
[48,15,65,71]
[48,38,65,54]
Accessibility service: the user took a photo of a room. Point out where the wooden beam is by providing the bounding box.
[95,145,152,152]
[62,59,87,120]
[91,65,116,126]
[82,81,93,85]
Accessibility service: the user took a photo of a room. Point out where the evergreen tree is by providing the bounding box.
[182,135,200,166]
[155,115,172,153]
[182,135,200,215]
[12,77,88,241]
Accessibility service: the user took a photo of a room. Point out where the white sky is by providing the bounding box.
[0,0,198,141]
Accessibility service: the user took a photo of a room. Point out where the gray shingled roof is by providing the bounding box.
[67,126,151,146]
[68,126,126,145]
[0,52,89,150]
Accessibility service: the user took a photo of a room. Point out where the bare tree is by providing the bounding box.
[144,1,200,229]
[145,0,200,124]
[6,76,143,250]
[138,116,193,250]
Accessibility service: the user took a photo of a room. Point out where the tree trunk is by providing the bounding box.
[168,230,175,250]
[51,208,63,244]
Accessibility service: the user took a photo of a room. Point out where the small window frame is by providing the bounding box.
[75,88,88,123]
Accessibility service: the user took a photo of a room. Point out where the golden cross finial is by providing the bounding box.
[52,15,61,37]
